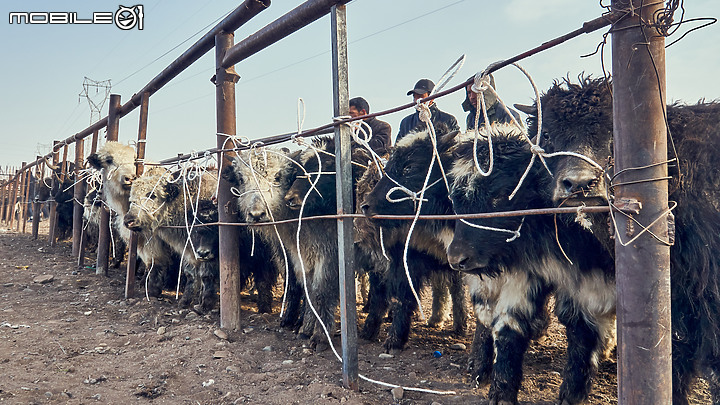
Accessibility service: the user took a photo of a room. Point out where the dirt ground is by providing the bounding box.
[0,221,711,405]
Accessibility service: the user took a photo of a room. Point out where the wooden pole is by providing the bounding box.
[215,30,242,330]
[97,94,121,276]
[612,1,671,403]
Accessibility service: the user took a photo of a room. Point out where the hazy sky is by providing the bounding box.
[0,0,717,174]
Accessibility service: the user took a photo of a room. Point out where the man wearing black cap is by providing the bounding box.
[348,96,391,155]
[396,78,459,142]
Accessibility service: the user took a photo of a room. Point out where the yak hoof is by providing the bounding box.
[427,315,445,328]
[311,336,330,353]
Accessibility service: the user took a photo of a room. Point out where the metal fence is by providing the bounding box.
[0,0,673,401]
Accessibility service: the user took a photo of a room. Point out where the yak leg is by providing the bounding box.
[359,270,389,341]
[427,272,449,328]
[448,270,468,336]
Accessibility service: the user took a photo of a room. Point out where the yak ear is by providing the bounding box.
[87,153,110,169]
[165,181,181,202]
[513,103,536,116]
[221,165,239,185]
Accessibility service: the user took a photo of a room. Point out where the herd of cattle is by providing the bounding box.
[16,76,720,404]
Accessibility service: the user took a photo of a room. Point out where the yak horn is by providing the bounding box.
[513,103,537,115]
[43,156,59,171]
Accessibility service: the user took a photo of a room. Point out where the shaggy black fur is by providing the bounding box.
[447,130,614,405]
[282,137,370,351]
[527,75,720,404]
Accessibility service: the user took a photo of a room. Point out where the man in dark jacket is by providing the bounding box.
[462,74,520,131]
[348,97,391,155]
[396,78,459,142]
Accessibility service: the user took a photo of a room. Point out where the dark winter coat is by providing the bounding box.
[396,103,459,142]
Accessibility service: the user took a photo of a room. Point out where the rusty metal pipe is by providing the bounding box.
[17,164,28,233]
[612,0,671,402]
[222,0,349,68]
[72,140,85,256]
[216,31,243,331]
[31,156,42,239]
[48,142,60,245]
[126,91,150,299]
[96,94,121,276]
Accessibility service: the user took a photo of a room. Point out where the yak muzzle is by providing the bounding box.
[123,214,142,232]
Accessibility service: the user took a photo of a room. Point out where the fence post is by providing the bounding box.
[78,132,99,267]
[97,94,121,276]
[0,182,5,223]
[126,92,150,299]
[48,142,60,245]
[32,156,42,239]
[215,30,242,330]
[8,168,19,231]
[611,1,671,403]
[330,4,358,390]
[73,140,85,256]
[22,165,31,234]
[16,164,28,233]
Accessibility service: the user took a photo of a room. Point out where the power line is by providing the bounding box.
[113,4,233,87]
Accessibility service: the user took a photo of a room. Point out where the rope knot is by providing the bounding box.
[416,102,432,123]
[530,145,545,155]
[471,72,492,94]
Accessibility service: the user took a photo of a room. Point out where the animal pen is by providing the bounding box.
[0,0,681,403]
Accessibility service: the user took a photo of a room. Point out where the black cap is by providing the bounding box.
[407,79,435,96]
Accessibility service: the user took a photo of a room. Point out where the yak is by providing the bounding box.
[222,147,304,329]
[446,123,615,405]
[518,75,720,404]
[87,142,180,297]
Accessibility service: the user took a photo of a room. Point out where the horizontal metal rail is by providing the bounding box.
[157,205,619,229]
[222,0,351,68]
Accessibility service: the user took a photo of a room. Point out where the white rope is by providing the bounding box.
[379,226,390,261]
[293,143,454,395]
[458,217,525,243]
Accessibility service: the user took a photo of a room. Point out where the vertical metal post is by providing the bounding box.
[78,134,98,267]
[21,165,31,234]
[0,182,6,223]
[8,170,19,230]
[73,140,85,256]
[91,130,99,155]
[97,94,121,276]
[215,30,242,330]
[60,145,69,183]
[17,164,28,233]
[0,183,5,223]
[32,156,42,239]
[126,91,150,298]
[612,1,671,403]
[330,4,358,391]
[48,143,60,245]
